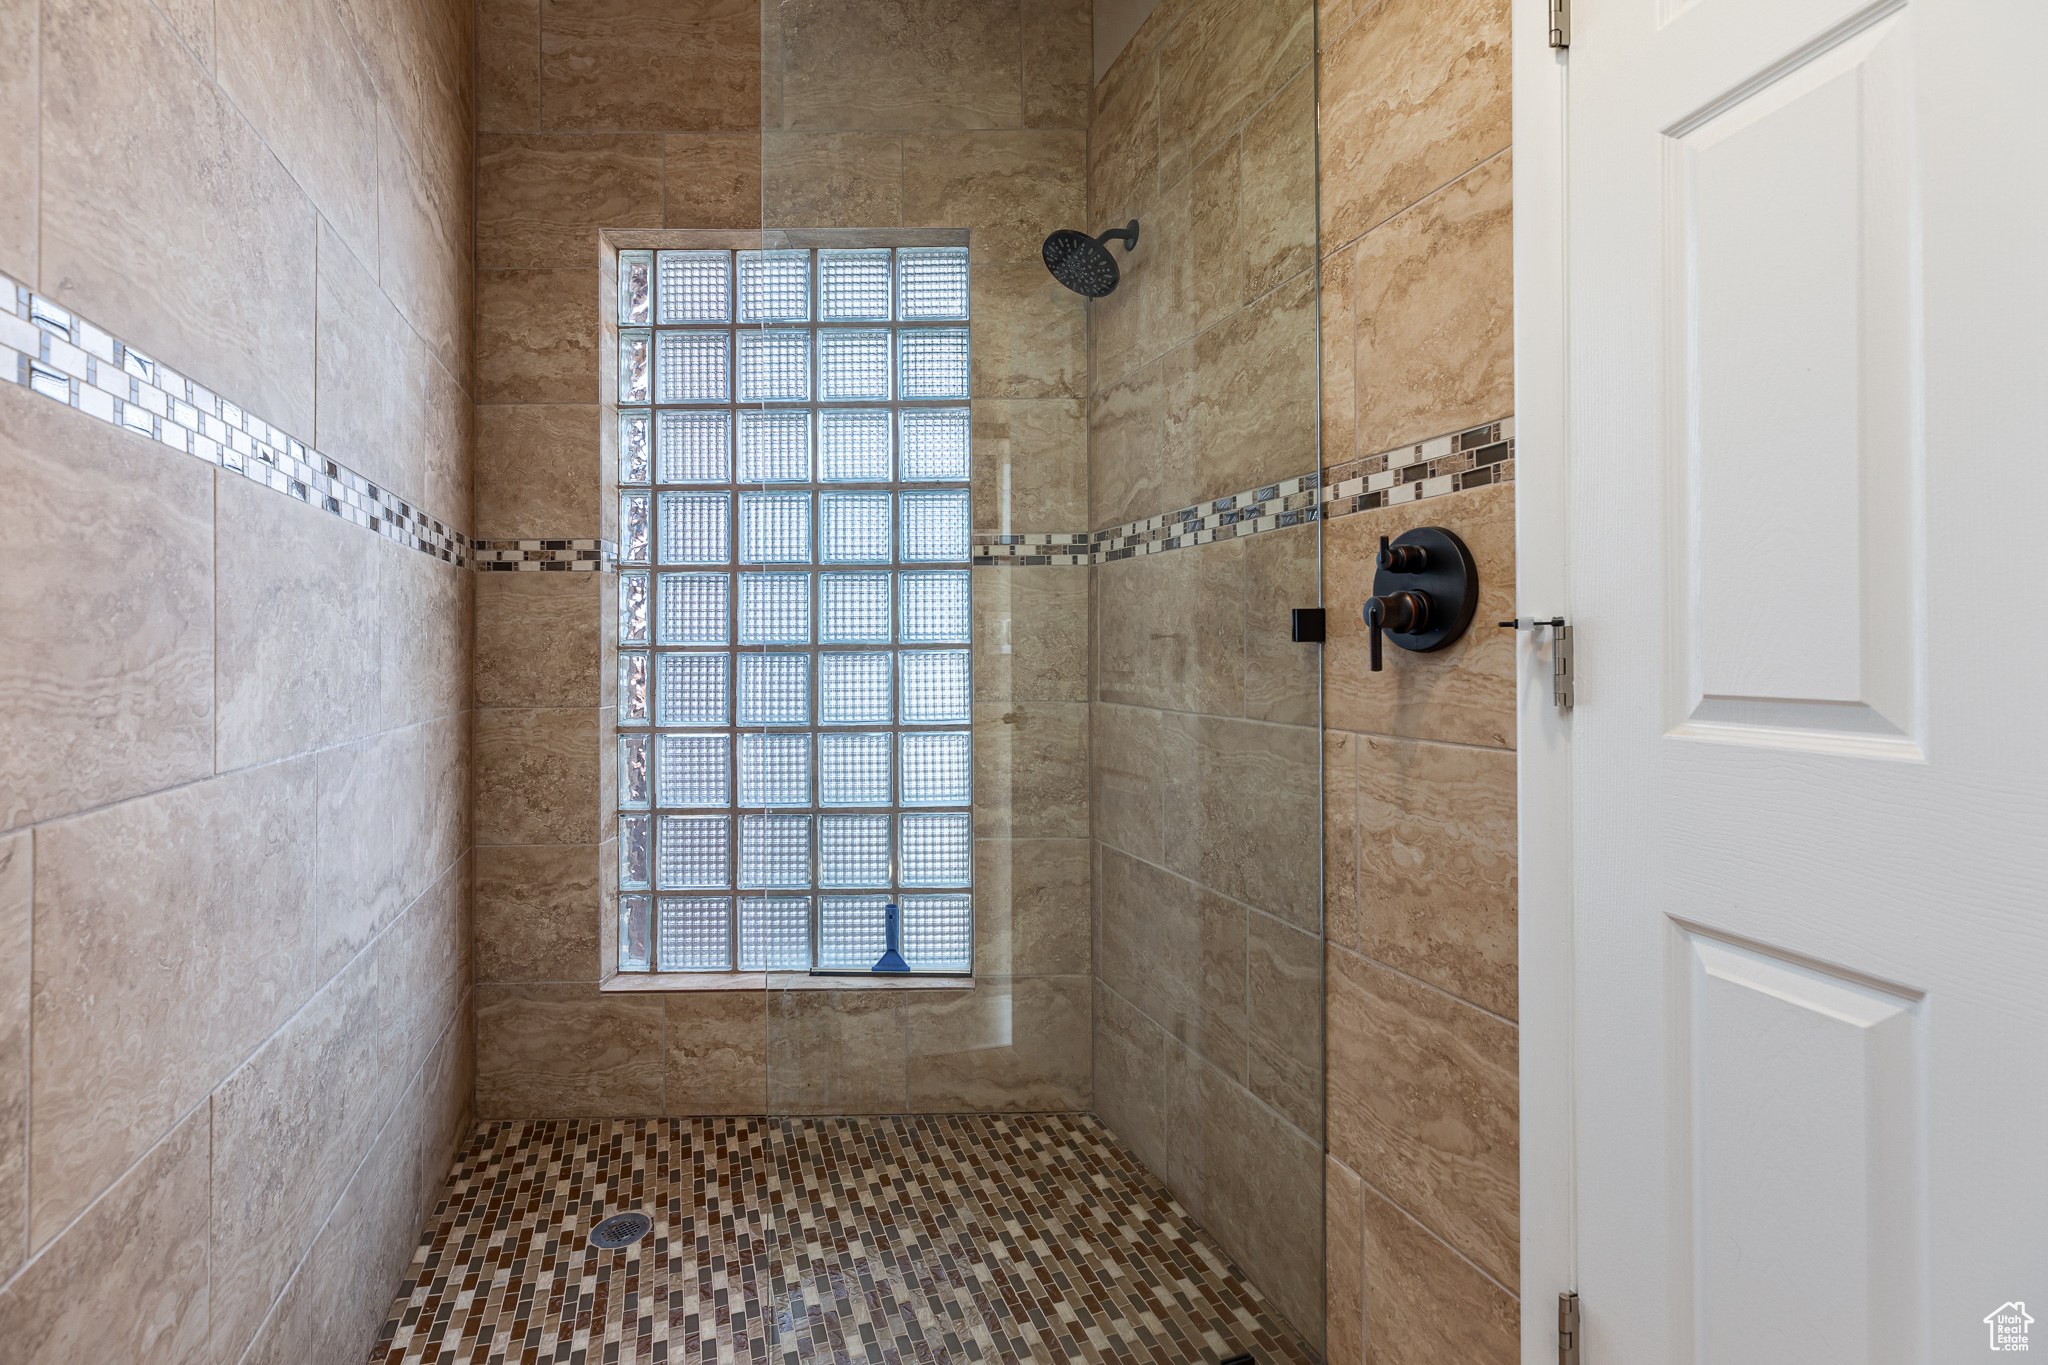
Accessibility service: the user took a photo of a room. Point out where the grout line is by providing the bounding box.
[1326,936,1519,1030]
[1357,1169,1523,1304]
[1318,143,1515,264]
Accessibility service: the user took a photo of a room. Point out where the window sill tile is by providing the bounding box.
[600,971,974,994]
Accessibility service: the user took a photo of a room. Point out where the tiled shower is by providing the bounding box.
[0,0,1519,1361]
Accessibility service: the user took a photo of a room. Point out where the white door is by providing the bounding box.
[1555,0,2048,1360]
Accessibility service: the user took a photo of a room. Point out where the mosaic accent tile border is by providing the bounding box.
[372,1114,1315,1365]
[1091,475,1324,563]
[971,532,1091,567]
[1320,417,1516,518]
[474,538,619,572]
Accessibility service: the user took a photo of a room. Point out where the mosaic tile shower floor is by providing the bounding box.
[369,1114,1316,1365]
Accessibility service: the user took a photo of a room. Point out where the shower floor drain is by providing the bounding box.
[589,1211,652,1250]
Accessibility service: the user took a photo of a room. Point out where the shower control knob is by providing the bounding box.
[1365,591,1431,671]
[1361,526,1479,673]
[1376,535,1429,573]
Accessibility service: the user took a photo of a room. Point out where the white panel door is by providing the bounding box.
[1564,0,2048,1359]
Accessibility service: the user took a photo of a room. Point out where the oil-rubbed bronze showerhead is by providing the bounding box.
[1042,220,1140,297]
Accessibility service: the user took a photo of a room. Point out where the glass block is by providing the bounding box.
[899,490,970,562]
[618,894,651,972]
[819,572,892,644]
[898,571,970,642]
[621,813,651,890]
[619,733,652,809]
[899,649,971,723]
[739,813,811,889]
[621,491,651,563]
[737,408,811,483]
[656,572,729,646]
[736,250,811,322]
[817,408,893,482]
[899,813,972,887]
[896,327,970,399]
[618,250,653,326]
[656,652,729,726]
[896,248,970,321]
[656,733,730,807]
[899,730,971,805]
[818,249,893,321]
[657,815,730,890]
[657,897,732,971]
[620,330,651,404]
[819,815,891,888]
[657,249,730,324]
[736,653,810,726]
[816,328,891,402]
[897,407,971,481]
[819,492,892,564]
[819,652,892,725]
[738,897,812,970]
[818,896,891,970]
[737,329,811,402]
[818,731,892,806]
[619,651,649,724]
[658,491,731,564]
[738,732,810,807]
[738,572,810,646]
[657,409,731,484]
[738,491,811,564]
[620,570,650,645]
[656,330,729,403]
[620,410,652,484]
[900,895,972,972]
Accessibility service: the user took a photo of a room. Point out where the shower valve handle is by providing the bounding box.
[1364,591,1432,671]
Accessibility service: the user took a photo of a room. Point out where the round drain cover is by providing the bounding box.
[589,1211,652,1250]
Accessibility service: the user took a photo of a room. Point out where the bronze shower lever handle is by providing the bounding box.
[1364,591,1432,671]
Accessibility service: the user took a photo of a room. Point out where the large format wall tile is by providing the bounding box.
[1239,68,1316,297]
[0,1106,210,1363]
[376,535,473,731]
[0,0,33,281]
[1085,361,1171,530]
[761,132,904,229]
[1326,946,1518,1286]
[907,975,1091,1111]
[971,565,1088,704]
[1088,703,1162,861]
[378,107,473,390]
[972,701,1088,840]
[1155,0,1311,188]
[970,262,1087,398]
[0,387,213,831]
[1160,713,1320,931]
[337,0,472,203]
[0,831,25,1278]
[477,134,663,268]
[1087,51,1157,230]
[376,864,472,1121]
[1022,0,1089,128]
[665,133,764,228]
[475,572,601,708]
[972,838,1090,976]
[969,399,1086,532]
[1093,541,1245,716]
[1325,1156,1364,1365]
[1248,911,1321,1133]
[474,843,601,982]
[473,706,600,845]
[1242,525,1319,725]
[775,0,1022,130]
[766,990,907,1115]
[1318,247,1358,463]
[540,0,757,132]
[477,268,599,403]
[478,0,540,131]
[40,0,317,435]
[1090,980,1166,1175]
[1318,0,1509,249]
[1361,1182,1519,1364]
[475,403,602,539]
[1189,268,1317,500]
[664,991,766,1114]
[1324,729,1361,950]
[903,131,1087,263]
[315,220,421,499]
[476,983,664,1116]
[1094,845,1247,1081]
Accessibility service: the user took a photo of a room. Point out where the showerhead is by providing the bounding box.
[1042,220,1141,297]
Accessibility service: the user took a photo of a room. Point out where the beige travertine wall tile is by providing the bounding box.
[1319,0,1509,250]
[970,262,1087,398]
[1325,1156,1365,1365]
[423,351,476,517]
[215,474,382,770]
[540,0,757,132]
[378,107,474,388]
[477,268,600,403]
[1093,541,1244,715]
[904,132,1087,263]
[475,844,601,982]
[0,388,213,832]
[775,0,1021,130]
[972,838,1090,976]
[375,864,472,1122]
[1239,67,1315,296]
[478,134,663,268]
[474,706,601,845]
[475,403,602,539]
[476,982,664,1116]
[767,990,907,1114]
[1087,52,1156,229]
[1189,137,1243,331]
[0,1106,209,1363]
[1085,188,1176,392]
[316,221,421,499]
[217,0,379,263]
[1323,482,1515,747]
[762,132,904,228]
[1242,524,1319,725]
[1091,0,1186,119]
[1189,268,1317,500]
[376,535,473,730]
[1094,845,1246,1080]
[973,566,1088,704]
[1022,0,1090,128]
[478,0,541,131]
[665,133,765,228]
[1085,360,1175,530]
[1349,152,1513,455]
[337,0,473,202]
[907,975,1091,1111]
[1357,734,1517,1017]
[1319,247,1357,463]
[475,572,601,708]
[210,951,381,1365]
[973,701,1089,839]
[1091,979,1166,1173]
[664,992,766,1114]
[0,832,24,1278]
[1361,1183,1519,1364]
[40,0,317,434]
[1326,945,1517,1285]
[30,756,317,1246]
[970,400,1087,531]
[1323,729,1361,950]
[0,0,32,282]
[1088,702,1162,860]
[1248,911,1321,1133]
[1161,713,1320,930]
[1154,0,1311,189]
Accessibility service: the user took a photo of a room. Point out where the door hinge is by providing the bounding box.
[1498,616,1574,712]
[1559,1291,1581,1365]
[1549,0,1569,47]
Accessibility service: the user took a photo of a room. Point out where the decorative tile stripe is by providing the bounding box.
[372,1114,1315,1365]
[1320,417,1516,519]
[0,271,471,568]
[474,538,619,572]
[1091,474,1323,563]
[971,532,1091,567]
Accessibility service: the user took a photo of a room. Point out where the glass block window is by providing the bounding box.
[616,245,974,976]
